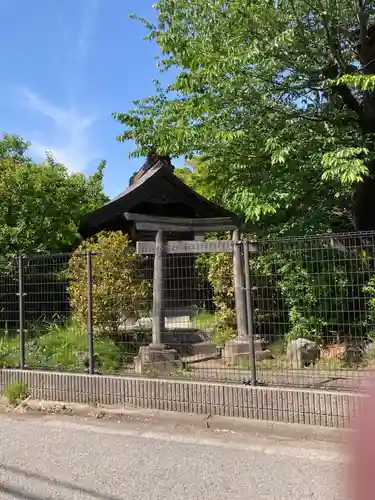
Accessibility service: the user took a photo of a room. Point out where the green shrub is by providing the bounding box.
[202,238,371,346]
[0,335,21,368]
[211,321,236,347]
[206,252,237,344]
[194,311,217,329]
[250,242,371,344]
[68,231,150,334]
[364,277,375,323]
[4,380,28,406]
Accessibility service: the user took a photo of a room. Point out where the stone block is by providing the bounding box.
[223,338,262,361]
[286,338,320,369]
[134,344,182,374]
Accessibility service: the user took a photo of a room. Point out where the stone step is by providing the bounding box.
[162,329,210,346]
[167,341,220,359]
[190,341,220,357]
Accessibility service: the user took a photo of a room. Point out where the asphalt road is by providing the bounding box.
[0,414,346,500]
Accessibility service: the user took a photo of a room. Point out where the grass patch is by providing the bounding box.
[234,356,290,371]
[28,321,122,373]
[193,311,237,347]
[4,380,29,406]
[0,335,22,368]
[0,321,122,373]
[193,311,218,329]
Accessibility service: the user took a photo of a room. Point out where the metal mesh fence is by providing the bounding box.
[249,232,375,391]
[0,232,375,393]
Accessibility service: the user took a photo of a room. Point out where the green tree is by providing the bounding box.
[174,156,226,205]
[0,134,108,256]
[0,134,31,162]
[114,0,375,234]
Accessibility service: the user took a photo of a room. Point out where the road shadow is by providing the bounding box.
[0,463,123,500]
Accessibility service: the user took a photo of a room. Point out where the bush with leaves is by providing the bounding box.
[204,235,372,347]
[0,133,108,331]
[252,238,371,345]
[68,231,149,335]
[206,253,237,345]
[362,274,375,343]
[0,322,123,373]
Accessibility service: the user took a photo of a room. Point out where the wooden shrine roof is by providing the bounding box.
[80,157,242,237]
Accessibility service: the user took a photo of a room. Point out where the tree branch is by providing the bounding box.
[264,104,353,125]
[324,64,363,118]
[334,83,363,116]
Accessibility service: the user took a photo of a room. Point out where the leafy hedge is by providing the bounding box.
[68,231,150,335]
[205,253,237,345]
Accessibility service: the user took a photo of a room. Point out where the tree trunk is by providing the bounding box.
[352,29,375,231]
[352,175,375,231]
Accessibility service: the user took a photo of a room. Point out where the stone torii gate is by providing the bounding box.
[128,213,258,374]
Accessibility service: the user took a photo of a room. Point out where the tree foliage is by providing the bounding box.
[0,134,108,257]
[115,0,375,234]
[174,156,224,204]
[112,0,375,345]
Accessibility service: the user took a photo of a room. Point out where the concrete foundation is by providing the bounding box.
[223,338,272,364]
[134,344,182,374]
[0,369,363,428]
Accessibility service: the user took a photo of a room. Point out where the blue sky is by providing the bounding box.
[0,0,178,197]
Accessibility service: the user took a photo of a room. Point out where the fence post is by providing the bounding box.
[152,230,165,346]
[243,241,257,385]
[18,255,25,370]
[87,250,95,374]
[232,230,247,338]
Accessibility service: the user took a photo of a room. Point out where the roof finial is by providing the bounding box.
[129,148,174,186]
[147,148,173,170]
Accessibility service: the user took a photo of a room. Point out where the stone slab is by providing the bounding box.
[134,345,181,374]
[223,338,263,360]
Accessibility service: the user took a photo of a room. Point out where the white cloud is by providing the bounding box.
[21,88,99,173]
[76,0,100,62]
[15,0,102,172]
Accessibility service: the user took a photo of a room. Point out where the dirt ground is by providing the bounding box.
[180,358,373,391]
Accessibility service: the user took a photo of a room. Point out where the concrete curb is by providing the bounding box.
[0,369,365,428]
[15,400,350,444]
